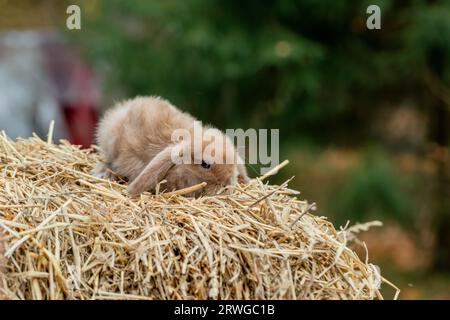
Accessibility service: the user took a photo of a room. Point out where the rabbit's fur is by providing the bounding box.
[93,96,249,197]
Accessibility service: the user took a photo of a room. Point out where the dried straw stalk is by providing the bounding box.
[0,130,399,300]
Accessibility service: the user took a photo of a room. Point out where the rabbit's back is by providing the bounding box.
[96,96,195,180]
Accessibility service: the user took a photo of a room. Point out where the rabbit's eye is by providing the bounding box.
[201,160,211,169]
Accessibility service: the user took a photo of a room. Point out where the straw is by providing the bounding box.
[0,131,399,300]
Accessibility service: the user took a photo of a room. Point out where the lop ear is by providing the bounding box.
[128,145,176,195]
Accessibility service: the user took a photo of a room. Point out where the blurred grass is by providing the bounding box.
[279,145,448,299]
[380,269,450,300]
[275,145,415,225]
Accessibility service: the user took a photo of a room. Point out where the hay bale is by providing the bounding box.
[0,131,398,300]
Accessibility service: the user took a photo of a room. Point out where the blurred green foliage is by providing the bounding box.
[69,0,449,138]
[331,150,411,225]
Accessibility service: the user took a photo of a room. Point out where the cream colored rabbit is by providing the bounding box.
[92,96,249,197]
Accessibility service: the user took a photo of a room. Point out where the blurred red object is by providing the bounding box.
[62,103,97,149]
[41,32,100,148]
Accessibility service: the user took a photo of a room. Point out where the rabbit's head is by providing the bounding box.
[127,127,249,197]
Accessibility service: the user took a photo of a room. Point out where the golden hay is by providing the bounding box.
[0,131,399,300]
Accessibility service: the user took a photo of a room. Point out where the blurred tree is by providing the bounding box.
[427,45,450,270]
[66,0,450,139]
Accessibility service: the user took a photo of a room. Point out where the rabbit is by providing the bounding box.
[92,96,249,197]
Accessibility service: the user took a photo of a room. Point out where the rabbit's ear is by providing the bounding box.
[128,145,175,195]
